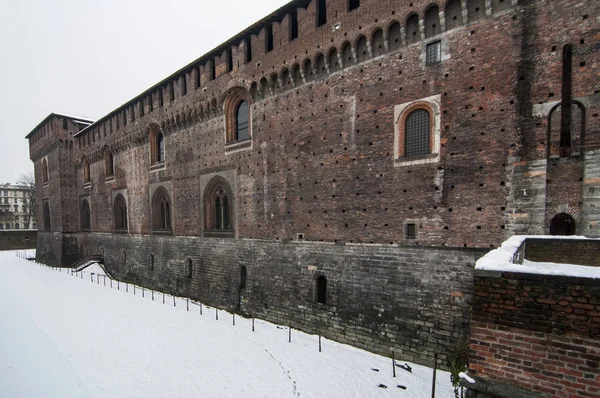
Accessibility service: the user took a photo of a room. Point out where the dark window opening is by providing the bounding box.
[236,100,249,141]
[405,109,431,157]
[265,25,274,52]
[114,194,128,231]
[148,94,153,112]
[317,0,326,27]
[182,74,187,95]
[240,266,247,289]
[210,60,216,81]
[105,150,114,177]
[185,259,193,278]
[406,223,417,239]
[213,189,231,230]
[245,37,252,63]
[227,48,233,72]
[43,201,51,231]
[195,66,201,88]
[550,213,576,236]
[289,10,298,41]
[169,82,175,101]
[80,200,91,231]
[158,88,164,107]
[42,158,49,184]
[426,41,442,65]
[316,276,327,304]
[140,100,144,116]
[348,0,359,11]
[157,133,164,163]
[63,118,68,130]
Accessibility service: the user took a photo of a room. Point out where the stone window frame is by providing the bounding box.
[104,146,115,181]
[150,185,173,234]
[82,156,91,188]
[203,175,235,238]
[421,37,450,68]
[149,124,166,171]
[393,94,441,167]
[224,87,253,154]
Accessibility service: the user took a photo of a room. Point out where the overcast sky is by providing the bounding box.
[0,0,289,184]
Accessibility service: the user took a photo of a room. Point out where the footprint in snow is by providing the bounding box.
[371,368,379,372]
[397,385,407,390]
[378,384,387,389]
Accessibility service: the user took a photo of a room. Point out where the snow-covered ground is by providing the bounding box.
[0,250,456,398]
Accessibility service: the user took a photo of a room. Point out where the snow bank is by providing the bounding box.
[0,251,456,398]
[476,235,600,278]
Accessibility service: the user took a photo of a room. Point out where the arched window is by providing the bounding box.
[550,213,576,236]
[82,157,90,184]
[281,68,291,89]
[327,48,339,73]
[42,158,49,184]
[341,42,353,67]
[371,29,385,57]
[225,88,251,143]
[355,36,369,63]
[316,276,327,304]
[185,258,193,278]
[259,77,269,98]
[80,199,91,231]
[43,200,51,231]
[204,176,234,237]
[114,194,128,231]
[388,21,402,51]
[467,0,486,22]
[424,5,440,38]
[445,0,464,30]
[104,148,114,177]
[406,13,420,45]
[152,187,172,232]
[149,125,165,165]
[303,58,314,82]
[405,109,432,157]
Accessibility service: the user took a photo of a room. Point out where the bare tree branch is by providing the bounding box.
[16,172,36,229]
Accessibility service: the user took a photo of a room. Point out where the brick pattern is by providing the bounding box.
[42,231,483,369]
[523,239,600,267]
[471,272,600,397]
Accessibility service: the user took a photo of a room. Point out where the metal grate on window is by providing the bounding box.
[426,41,441,65]
[405,109,431,157]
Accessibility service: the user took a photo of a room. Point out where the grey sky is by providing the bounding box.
[0,0,288,184]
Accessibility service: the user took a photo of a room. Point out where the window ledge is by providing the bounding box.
[83,182,92,189]
[150,162,165,172]
[105,176,115,183]
[204,229,235,238]
[225,138,252,154]
[152,229,172,235]
[394,153,440,167]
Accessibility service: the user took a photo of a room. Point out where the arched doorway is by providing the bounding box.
[550,213,576,236]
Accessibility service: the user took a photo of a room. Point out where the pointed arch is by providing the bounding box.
[151,186,172,232]
[203,176,234,237]
[80,199,91,231]
[114,194,128,231]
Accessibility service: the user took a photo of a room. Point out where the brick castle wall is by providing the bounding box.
[470,270,600,397]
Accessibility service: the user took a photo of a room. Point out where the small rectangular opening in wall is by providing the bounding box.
[210,59,216,81]
[265,24,274,52]
[348,0,359,11]
[169,81,175,101]
[406,223,417,239]
[316,0,326,27]
[289,10,298,41]
[195,66,201,88]
[245,37,252,63]
[148,94,153,112]
[181,74,187,95]
[140,100,144,116]
[426,41,441,65]
[296,233,304,240]
[227,48,233,72]
[62,118,68,130]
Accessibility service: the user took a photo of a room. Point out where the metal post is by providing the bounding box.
[319,335,322,352]
[186,298,189,311]
[289,326,292,343]
[431,353,438,398]
[393,351,396,378]
[252,318,254,331]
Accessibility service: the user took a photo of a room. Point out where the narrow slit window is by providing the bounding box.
[289,10,298,41]
[348,0,360,11]
[265,25,274,52]
[181,74,187,96]
[227,48,233,72]
[316,276,327,304]
[245,37,252,63]
[169,82,175,101]
[317,0,326,27]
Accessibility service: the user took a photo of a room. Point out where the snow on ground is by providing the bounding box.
[475,235,600,279]
[0,251,456,398]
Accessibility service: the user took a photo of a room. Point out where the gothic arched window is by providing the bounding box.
[80,199,91,231]
[114,194,128,231]
[152,187,172,232]
[204,176,234,237]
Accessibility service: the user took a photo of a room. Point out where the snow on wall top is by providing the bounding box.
[475,235,600,279]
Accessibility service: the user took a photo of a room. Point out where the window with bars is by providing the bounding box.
[426,41,442,65]
[405,109,431,157]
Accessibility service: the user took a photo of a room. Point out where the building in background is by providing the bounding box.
[0,183,36,230]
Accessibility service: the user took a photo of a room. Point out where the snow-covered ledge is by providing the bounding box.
[476,235,600,279]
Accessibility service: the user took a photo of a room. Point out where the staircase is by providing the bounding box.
[70,255,104,272]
